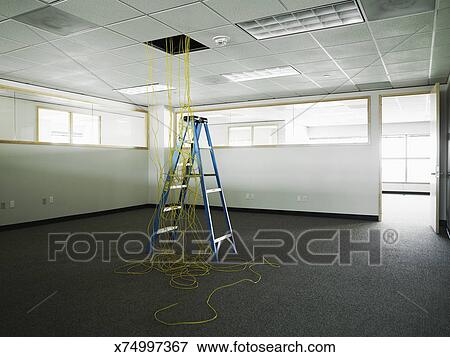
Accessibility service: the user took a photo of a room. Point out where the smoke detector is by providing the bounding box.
[213,35,230,47]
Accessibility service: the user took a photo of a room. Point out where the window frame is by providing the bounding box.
[36,106,149,150]
[178,96,371,148]
[381,134,430,184]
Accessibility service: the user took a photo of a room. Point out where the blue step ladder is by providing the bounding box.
[148,115,237,260]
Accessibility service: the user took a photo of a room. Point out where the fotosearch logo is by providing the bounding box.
[48,228,398,265]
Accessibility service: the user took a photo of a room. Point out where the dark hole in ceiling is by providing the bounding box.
[144,34,209,55]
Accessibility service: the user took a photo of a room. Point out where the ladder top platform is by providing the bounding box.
[183,115,208,123]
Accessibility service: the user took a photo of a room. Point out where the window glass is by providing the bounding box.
[101,114,146,147]
[407,136,430,158]
[229,126,252,146]
[382,136,406,158]
[72,113,100,145]
[253,125,278,145]
[407,159,430,183]
[38,108,70,143]
[382,159,406,182]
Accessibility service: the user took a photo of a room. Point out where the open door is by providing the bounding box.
[429,83,440,233]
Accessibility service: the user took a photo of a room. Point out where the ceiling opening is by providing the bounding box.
[144,34,209,55]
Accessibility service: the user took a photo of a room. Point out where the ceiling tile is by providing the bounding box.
[307,70,347,81]
[352,73,389,84]
[186,49,227,66]
[439,0,450,8]
[51,38,99,57]
[120,0,199,13]
[107,16,179,42]
[391,78,429,88]
[240,78,287,92]
[293,60,339,73]
[0,0,44,18]
[376,32,432,53]
[357,81,392,90]
[277,48,329,64]
[326,41,378,59]
[109,44,166,61]
[204,0,285,23]
[369,12,434,39]
[434,28,450,47]
[360,0,435,21]
[0,36,27,54]
[0,20,46,45]
[237,55,288,70]
[389,70,429,81]
[55,0,142,26]
[7,43,67,64]
[433,45,450,58]
[215,42,271,60]
[151,3,228,33]
[0,54,35,72]
[312,23,371,47]
[260,32,318,53]
[335,54,381,69]
[114,62,150,77]
[188,25,254,48]
[386,60,430,73]
[344,65,386,78]
[200,61,249,74]
[68,28,136,51]
[382,48,430,64]
[76,52,134,69]
[436,7,450,30]
[280,0,339,11]
[95,69,145,88]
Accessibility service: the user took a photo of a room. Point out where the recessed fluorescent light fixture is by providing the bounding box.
[237,0,364,40]
[115,84,175,95]
[222,66,300,82]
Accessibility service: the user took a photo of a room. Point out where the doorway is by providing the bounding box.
[380,87,440,232]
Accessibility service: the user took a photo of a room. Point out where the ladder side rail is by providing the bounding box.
[193,122,218,259]
[204,123,235,244]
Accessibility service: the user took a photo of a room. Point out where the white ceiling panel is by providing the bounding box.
[433,45,450,58]
[335,54,381,69]
[260,32,319,53]
[114,62,151,78]
[197,61,249,74]
[376,32,432,53]
[75,52,134,69]
[277,48,329,64]
[280,0,339,11]
[109,44,166,62]
[369,12,434,39]
[344,65,387,78]
[293,60,339,73]
[391,78,429,88]
[0,20,46,45]
[269,74,312,86]
[188,25,254,48]
[307,70,347,80]
[151,3,228,33]
[237,55,288,70]
[120,0,199,14]
[204,0,285,23]
[68,28,136,51]
[386,60,430,73]
[94,69,145,88]
[51,38,100,57]
[0,36,27,54]
[0,54,35,73]
[0,0,45,18]
[187,49,227,66]
[382,48,430,64]
[240,78,287,92]
[8,43,67,64]
[434,28,450,47]
[436,7,450,30]
[107,16,179,42]
[439,0,450,8]
[215,42,271,60]
[389,70,429,81]
[312,23,371,47]
[325,41,378,59]
[55,0,142,26]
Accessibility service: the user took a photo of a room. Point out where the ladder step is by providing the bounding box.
[214,233,232,244]
[156,226,178,234]
[204,173,216,176]
[170,184,187,189]
[206,188,221,194]
[177,162,192,167]
[163,205,181,212]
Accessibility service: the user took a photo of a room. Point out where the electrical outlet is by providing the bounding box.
[9,200,15,209]
[245,193,255,200]
[49,196,54,204]
[0,202,6,209]
[297,195,309,202]
[42,198,47,205]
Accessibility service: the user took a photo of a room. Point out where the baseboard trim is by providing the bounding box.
[0,203,379,231]
[383,190,430,195]
[0,204,156,231]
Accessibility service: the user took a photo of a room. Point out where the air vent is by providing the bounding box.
[144,34,209,55]
[237,0,364,40]
[13,6,97,36]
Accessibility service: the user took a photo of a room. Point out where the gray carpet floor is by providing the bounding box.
[1,194,450,336]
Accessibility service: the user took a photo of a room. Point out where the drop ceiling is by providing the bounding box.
[0,0,448,108]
